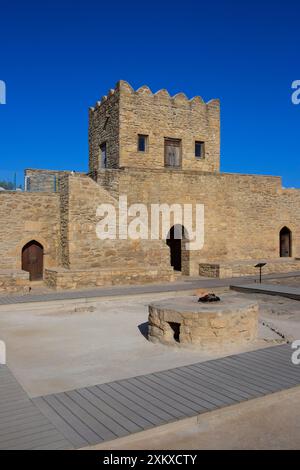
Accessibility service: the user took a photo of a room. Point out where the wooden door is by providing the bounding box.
[280,227,291,257]
[22,241,44,280]
[164,138,181,168]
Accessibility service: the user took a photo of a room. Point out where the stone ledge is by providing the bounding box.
[0,269,30,293]
[45,266,175,290]
[199,258,300,278]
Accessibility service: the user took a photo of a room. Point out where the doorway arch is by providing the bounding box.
[166,225,188,272]
[279,227,292,257]
[22,240,44,280]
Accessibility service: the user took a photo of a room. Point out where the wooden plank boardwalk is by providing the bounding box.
[1,271,300,308]
[32,344,300,449]
[0,365,72,450]
[230,283,300,300]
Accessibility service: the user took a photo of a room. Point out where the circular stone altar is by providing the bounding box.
[148,294,258,349]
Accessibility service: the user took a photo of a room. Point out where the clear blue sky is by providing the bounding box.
[0,0,299,187]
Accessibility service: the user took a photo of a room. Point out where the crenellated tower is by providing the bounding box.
[89,80,220,175]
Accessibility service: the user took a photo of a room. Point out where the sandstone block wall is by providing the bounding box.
[89,86,120,173]
[0,191,61,271]
[148,295,258,348]
[89,80,220,174]
[97,167,300,274]
[58,173,174,274]
[118,81,220,171]
[199,259,300,278]
[0,270,30,294]
[45,266,175,290]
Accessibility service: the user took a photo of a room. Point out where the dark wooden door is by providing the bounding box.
[164,138,181,168]
[280,228,291,257]
[22,241,43,280]
[166,226,182,271]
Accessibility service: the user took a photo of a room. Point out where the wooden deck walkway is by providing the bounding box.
[32,344,300,449]
[0,365,72,450]
[1,271,300,308]
[1,344,299,449]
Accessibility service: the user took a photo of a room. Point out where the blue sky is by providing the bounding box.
[0,0,299,187]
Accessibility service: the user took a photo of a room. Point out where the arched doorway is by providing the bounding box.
[166,225,186,272]
[280,227,292,257]
[22,241,44,280]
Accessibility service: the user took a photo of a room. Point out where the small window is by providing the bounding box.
[138,134,148,152]
[100,143,107,168]
[195,141,204,159]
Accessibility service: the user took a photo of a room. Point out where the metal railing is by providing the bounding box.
[24,173,60,192]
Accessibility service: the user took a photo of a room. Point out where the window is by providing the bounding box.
[138,134,148,152]
[195,141,205,159]
[100,143,107,168]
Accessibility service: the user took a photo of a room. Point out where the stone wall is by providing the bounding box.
[0,270,30,294]
[45,266,175,290]
[199,259,300,278]
[89,86,120,174]
[148,295,258,348]
[97,167,300,275]
[118,81,220,172]
[0,191,60,271]
[89,80,220,174]
[59,175,70,268]
[59,174,174,275]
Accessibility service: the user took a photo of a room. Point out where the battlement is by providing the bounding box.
[89,80,220,174]
[90,80,219,112]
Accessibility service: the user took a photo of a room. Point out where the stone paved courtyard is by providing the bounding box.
[1,282,300,449]
[0,289,286,398]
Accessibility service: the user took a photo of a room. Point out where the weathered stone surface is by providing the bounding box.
[0,270,30,293]
[148,294,258,349]
[45,266,175,290]
[199,259,300,278]
[0,192,60,277]
[89,81,220,173]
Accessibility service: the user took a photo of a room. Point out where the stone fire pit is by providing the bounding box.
[148,294,258,349]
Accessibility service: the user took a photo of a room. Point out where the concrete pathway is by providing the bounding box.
[231,283,300,300]
[1,271,300,307]
[32,344,299,449]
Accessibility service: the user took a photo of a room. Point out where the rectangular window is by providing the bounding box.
[195,141,205,158]
[100,143,107,168]
[138,134,148,152]
[164,138,182,168]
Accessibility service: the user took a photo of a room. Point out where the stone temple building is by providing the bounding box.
[1,80,300,292]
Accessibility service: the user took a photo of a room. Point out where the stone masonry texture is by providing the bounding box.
[148,295,258,348]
